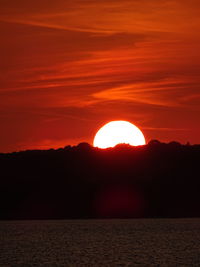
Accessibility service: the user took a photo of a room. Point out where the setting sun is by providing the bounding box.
[93,121,146,149]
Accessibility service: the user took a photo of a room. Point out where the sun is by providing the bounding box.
[93,121,146,149]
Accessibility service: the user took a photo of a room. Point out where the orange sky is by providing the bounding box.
[0,0,200,152]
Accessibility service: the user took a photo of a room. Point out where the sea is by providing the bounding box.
[0,218,200,266]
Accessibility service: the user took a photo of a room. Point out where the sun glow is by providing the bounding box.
[93,121,146,149]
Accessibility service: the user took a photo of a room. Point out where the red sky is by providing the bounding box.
[0,0,200,152]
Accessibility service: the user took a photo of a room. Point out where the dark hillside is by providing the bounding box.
[0,141,199,219]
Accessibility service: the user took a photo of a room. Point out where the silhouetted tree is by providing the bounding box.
[0,141,199,219]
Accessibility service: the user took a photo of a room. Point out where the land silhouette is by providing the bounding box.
[0,140,199,219]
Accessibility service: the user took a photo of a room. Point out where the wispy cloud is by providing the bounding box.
[91,79,186,107]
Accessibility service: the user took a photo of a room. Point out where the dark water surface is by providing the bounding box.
[0,219,200,266]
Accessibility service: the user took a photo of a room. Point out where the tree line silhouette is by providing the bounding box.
[0,140,199,219]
